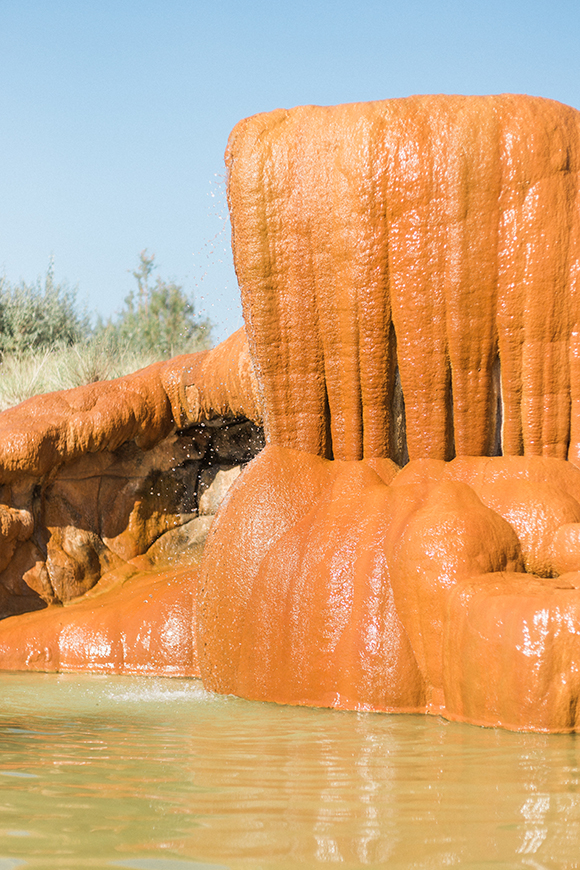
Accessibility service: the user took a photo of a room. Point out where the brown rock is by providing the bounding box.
[130,515,214,572]
[0,566,201,677]
[0,539,51,616]
[197,466,242,516]
[208,420,265,465]
[0,504,33,572]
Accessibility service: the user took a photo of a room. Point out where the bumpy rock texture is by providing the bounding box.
[226,94,580,465]
[0,328,264,675]
[199,94,580,732]
[4,94,580,733]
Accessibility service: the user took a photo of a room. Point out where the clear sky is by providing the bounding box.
[1,0,579,341]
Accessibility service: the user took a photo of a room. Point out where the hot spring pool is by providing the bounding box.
[0,672,577,869]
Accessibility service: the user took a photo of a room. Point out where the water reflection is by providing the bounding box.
[0,673,577,868]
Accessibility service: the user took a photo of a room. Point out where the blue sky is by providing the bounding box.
[0,0,579,341]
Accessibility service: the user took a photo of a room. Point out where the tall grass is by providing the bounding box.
[0,340,161,412]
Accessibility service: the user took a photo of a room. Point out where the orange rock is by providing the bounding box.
[227,95,580,463]
[198,94,580,731]
[393,456,580,578]
[0,566,200,677]
[445,457,580,577]
[177,327,262,426]
[0,328,260,484]
[199,447,580,730]
[198,444,336,692]
[234,462,426,712]
[551,524,580,574]
[444,573,580,732]
[389,478,523,693]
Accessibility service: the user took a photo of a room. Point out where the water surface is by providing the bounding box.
[0,672,577,869]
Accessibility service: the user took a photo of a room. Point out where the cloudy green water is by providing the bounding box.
[0,673,578,869]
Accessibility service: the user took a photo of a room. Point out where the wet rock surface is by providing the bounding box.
[0,332,264,621]
[0,417,264,618]
[4,95,580,734]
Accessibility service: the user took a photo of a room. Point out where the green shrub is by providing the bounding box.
[97,250,213,357]
[0,252,214,411]
[0,260,91,357]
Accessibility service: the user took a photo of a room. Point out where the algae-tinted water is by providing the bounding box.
[0,672,577,869]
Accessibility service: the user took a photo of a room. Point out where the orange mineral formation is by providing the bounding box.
[0,330,262,674]
[199,94,580,732]
[226,94,580,464]
[0,567,200,677]
[3,94,580,733]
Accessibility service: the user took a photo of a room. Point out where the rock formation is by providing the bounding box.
[226,94,580,464]
[0,328,264,675]
[3,94,580,732]
[199,94,580,732]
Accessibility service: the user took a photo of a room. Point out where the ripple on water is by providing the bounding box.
[0,673,578,868]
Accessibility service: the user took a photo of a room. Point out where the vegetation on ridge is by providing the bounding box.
[0,252,213,411]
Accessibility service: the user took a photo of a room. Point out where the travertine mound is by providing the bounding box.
[198,94,580,732]
[227,95,580,464]
[199,447,580,731]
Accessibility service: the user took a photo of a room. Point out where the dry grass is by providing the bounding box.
[0,341,160,412]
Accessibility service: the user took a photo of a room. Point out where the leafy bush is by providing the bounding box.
[98,250,213,357]
[0,260,90,357]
